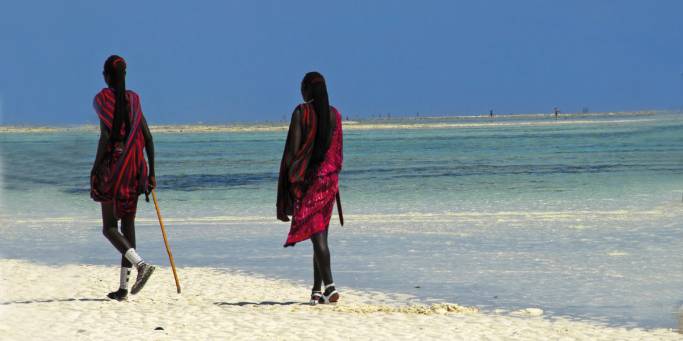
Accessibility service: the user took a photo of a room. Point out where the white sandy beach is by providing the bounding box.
[0,259,679,340]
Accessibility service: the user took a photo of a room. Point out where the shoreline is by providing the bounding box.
[0,110,671,134]
[0,259,679,340]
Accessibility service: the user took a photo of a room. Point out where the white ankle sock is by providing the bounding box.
[120,267,131,290]
[124,248,143,266]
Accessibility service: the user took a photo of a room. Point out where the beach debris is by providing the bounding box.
[511,308,544,317]
[327,303,479,315]
[154,327,164,331]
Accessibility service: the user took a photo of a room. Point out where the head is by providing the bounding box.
[301,71,332,168]
[103,55,130,143]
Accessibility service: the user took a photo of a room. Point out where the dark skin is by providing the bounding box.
[311,228,330,291]
[280,84,337,291]
[92,72,156,267]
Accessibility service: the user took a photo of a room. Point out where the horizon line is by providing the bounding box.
[1,109,677,127]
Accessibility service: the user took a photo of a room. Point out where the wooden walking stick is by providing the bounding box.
[151,190,181,294]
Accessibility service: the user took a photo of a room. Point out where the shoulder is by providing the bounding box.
[126,90,143,112]
[296,102,312,113]
[126,90,140,101]
[93,88,113,112]
[299,102,318,119]
[330,105,342,120]
[292,103,310,120]
[99,88,113,96]
[94,88,112,101]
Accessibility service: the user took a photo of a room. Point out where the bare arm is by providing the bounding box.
[141,116,155,177]
[284,107,303,166]
[276,107,302,221]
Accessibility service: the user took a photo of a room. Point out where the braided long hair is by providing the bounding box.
[103,55,130,144]
[302,71,332,169]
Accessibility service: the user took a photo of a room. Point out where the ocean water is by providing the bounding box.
[2,112,683,328]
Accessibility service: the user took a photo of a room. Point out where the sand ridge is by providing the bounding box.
[0,259,679,340]
[0,111,665,134]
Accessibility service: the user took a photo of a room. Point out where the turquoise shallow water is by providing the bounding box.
[2,112,683,328]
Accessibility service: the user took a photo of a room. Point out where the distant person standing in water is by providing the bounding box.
[277,72,344,304]
[554,107,560,119]
[91,55,156,300]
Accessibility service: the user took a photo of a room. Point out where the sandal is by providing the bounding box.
[318,283,339,304]
[310,290,322,305]
[107,288,128,301]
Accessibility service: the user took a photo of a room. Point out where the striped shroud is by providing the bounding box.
[91,88,148,218]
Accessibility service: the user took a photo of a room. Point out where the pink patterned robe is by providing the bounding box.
[278,103,343,247]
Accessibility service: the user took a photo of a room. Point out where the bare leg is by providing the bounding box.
[117,210,155,296]
[102,204,136,301]
[311,228,338,303]
[101,203,132,254]
[120,213,136,268]
[311,228,333,285]
[313,256,322,291]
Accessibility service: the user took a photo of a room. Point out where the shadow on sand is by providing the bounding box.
[214,301,305,307]
[0,298,109,305]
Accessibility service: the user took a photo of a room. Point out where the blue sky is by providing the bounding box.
[1,1,682,124]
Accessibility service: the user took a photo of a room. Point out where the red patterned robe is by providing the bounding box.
[277,103,343,247]
[91,88,149,218]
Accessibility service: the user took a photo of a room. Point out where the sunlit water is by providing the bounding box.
[2,112,683,328]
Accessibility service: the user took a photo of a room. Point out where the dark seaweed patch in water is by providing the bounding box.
[4,174,63,187]
[343,162,680,180]
[63,187,90,194]
[59,172,278,194]
[156,172,277,191]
